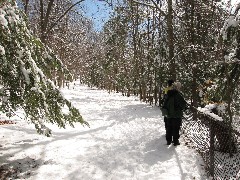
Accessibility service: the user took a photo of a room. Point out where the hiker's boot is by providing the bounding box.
[173,141,180,146]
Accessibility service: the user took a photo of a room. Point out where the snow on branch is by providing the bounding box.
[0,3,89,136]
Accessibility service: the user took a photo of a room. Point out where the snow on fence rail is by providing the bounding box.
[181,107,240,180]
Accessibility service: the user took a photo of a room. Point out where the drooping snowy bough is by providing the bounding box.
[0,2,89,136]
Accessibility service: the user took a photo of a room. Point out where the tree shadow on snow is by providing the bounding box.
[0,156,45,179]
[143,136,189,180]
[0,95,165,179]
[143,135,175,165]
[173,150,188,180]
[103,103,163,125]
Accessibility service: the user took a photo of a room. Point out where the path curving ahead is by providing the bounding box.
[0,81,207,180]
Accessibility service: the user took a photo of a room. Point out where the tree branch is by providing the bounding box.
[131,0,166,16]
[46,0,85,35]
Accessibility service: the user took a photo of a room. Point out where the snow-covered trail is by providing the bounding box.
[0,81,206,180]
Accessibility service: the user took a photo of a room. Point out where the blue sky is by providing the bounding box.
[81,0,240,31]
[81,0,113,31]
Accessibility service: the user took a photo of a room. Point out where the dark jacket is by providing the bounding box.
[163,89,186,118]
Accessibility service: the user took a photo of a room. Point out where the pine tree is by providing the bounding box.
[0,1,89,136]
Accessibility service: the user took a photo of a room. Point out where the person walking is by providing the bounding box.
[162,82,186,146]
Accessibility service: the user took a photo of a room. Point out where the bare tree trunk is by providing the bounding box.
[158,9,164,106]
[39,0,54,43]
[132,1,139,98]
[24,0,29,14]
[167,0,175,80]
[189,1,198,120]
[40,0,44,41]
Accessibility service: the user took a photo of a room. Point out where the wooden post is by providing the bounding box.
[209,121,215,179]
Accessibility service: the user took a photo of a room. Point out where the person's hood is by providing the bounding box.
[167,89,178,97]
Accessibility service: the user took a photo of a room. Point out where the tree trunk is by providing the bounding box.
[167,0,175,80]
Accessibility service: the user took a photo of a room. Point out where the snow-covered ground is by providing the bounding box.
[0,81,207,180]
